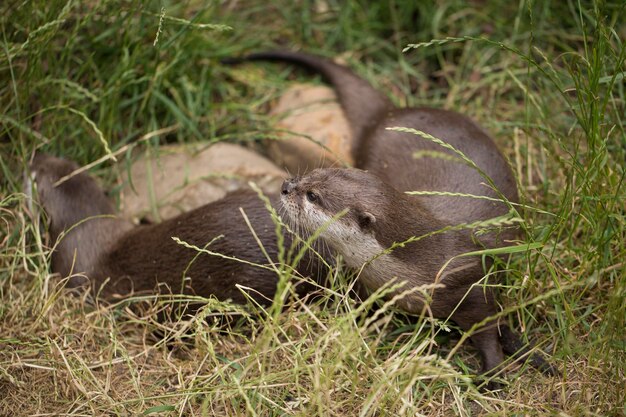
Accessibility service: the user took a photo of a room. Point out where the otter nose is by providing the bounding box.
[281,178,298,195]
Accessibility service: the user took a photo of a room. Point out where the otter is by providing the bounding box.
[224,50,518,226]
[227,51,550,382]
[280,168,551,386]
[29,153,324,306]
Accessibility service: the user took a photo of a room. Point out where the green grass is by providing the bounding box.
[1,0,625,415]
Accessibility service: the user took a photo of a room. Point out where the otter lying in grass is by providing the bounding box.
[280,167,553,387]
[28,153,325,306]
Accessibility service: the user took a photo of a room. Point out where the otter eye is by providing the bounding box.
[306,191,318,203]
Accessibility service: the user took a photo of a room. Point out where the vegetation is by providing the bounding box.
[1,1,624,415]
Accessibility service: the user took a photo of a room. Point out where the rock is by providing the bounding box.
[120,142,286,223]
[267,84,353,173]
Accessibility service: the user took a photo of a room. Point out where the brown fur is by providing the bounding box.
[228,51,553,386]
[31,153,324,306]
[227,51,518,225]
[280,168,551,387]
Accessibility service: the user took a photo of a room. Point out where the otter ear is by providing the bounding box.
[358,211,376,230]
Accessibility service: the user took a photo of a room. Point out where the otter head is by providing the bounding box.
[280,168,398,267]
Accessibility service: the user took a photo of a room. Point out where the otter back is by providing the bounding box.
[31,153,325,306]
[227,51,518,229]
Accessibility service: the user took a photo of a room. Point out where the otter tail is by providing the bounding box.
[28,153,133,285]
[224,50,393,146]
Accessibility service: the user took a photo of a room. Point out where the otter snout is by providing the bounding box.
[281,177,299,195]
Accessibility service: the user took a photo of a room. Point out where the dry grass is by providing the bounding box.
[1,1,625,416]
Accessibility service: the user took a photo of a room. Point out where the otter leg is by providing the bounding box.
[450,287,504,389]
[499,324,556,375]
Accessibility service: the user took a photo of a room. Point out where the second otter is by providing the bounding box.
[30,153,325,306]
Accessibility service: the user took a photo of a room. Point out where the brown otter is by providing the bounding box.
[227,51,551,382]
[280,167,551,386]
[29,153,324,306]
[224,50,518,226]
